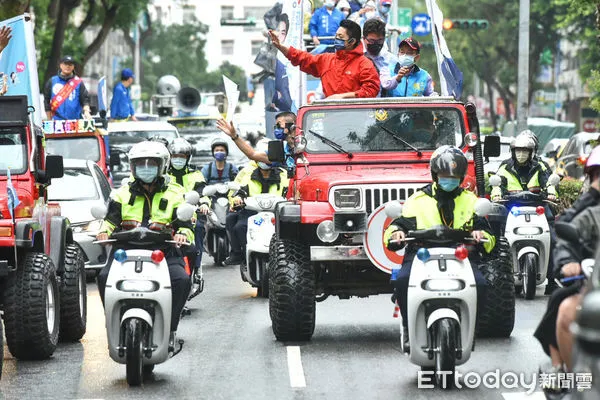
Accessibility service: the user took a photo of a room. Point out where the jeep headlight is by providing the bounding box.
[334,188,360,208]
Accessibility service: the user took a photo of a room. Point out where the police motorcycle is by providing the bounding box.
[384,197,493,389]
[91,196,197,386]
[202,182,241,265]
[549,222,599,400]
[489,174,561,299]
[243,193,286,297]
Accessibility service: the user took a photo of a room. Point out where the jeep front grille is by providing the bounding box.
[364,185,422,214]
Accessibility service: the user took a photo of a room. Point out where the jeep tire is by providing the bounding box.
[4,252,60,360]
[59,244,87,341]
[269,238,315,341]
[477,237,515,338]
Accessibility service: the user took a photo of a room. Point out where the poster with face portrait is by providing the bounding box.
[273,0,307,113]
[0,14,42,126]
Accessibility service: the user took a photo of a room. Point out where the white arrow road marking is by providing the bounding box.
[286,346,306,388]
[502,392,546,400]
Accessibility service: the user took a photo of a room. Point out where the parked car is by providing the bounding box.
[108,121,180,186]
[47,159,112,274]
[484,135,512,174]
[555,132,599,180]
[540,138,569,170]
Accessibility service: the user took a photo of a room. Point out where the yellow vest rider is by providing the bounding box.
[167,138,210,288]
[96,141,192,334]
[383,146,494,345]
[224,159,289,266]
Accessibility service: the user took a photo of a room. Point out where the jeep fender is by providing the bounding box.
[14,220,44,252]
[275,201,300,240]
[49,216,73,274]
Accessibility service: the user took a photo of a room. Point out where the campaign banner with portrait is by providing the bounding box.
[274,0,306,113]
[0,14,42,126]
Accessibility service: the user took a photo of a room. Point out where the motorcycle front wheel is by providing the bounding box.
[522,253,538,300]
[125,318,146,386]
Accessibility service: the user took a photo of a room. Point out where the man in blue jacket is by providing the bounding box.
[44,55,91,120]
[387,38,436,97]
[310,0,344,46]
[110,68,137,121]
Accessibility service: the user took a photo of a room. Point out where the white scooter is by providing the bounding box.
[243,194,286,297]
[91,198,196,386]
[384,198,492,389]
[489,174,560,299]
[202,182,241,266]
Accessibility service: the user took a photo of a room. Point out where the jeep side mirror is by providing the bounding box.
[268,140,285,163]
[44,154,64,180]
[384,200,403,218]
[483,135,501,158]
[91,204,108,219]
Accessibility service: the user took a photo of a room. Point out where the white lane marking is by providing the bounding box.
[286,346,306,388]
[502,392,546,400]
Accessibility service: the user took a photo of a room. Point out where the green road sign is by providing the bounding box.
[398,8,412,27]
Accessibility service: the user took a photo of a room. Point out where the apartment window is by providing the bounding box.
[251,40,263,56]
[222,40,234,56]
[221,6,234,20]
[243,6,269,31]
[182,5,196,23]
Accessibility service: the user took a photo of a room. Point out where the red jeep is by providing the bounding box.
[0,96,87,368]
[267,97,514,341]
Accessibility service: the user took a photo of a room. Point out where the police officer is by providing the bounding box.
[384,146,495,346]
[96,141,192,341]
[44,55,91,120]
[224,157,289,266]
[491,131,559,294]
[201,138,239,185]
[167,138,210,298]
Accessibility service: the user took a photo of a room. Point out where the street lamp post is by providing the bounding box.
[516,0,530,133]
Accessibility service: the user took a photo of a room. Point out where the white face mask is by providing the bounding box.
[342,10,350,17]
[325,0,335,8]
[365,11,377,19]
[515,150,530,164]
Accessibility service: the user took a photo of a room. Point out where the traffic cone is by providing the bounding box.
[393,301,400,318]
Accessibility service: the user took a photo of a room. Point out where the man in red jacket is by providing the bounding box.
[268,19,380,99]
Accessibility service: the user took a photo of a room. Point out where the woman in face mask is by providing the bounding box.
[200,138,239,185]
[386,37,436,98]
[336,0,352,19]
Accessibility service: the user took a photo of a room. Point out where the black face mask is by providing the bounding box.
[366,43,384,55]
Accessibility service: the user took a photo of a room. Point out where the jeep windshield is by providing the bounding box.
[0,127,27,175]
[303,107,463,153]
[46,137,101,162]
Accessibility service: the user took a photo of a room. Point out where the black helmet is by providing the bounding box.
[148,135,169,148]
[211,137,229,155]
[430,145,468,181]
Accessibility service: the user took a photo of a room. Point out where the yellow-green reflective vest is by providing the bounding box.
[167,170,211,205]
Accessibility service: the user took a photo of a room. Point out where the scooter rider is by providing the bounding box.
[224,159,289,266]
[96,141,193,340]
[491,131,559,294]
[167,138,210,297]
[201,138,239,185]
[383,146,495,346]
[534,146,600,384]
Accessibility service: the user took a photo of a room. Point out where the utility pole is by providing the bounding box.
[516,0,530,133]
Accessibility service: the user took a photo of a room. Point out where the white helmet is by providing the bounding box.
[511,132,535,164]
[128,141,170,183]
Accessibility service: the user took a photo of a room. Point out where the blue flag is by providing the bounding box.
[6,168,20,219]
[97,76,107,111]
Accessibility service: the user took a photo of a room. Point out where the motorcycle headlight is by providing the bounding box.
[423,279,464,291]
[258,198,274,209]
[514,226,543,235]
[334,188,360,208]
[118,280,158,292]
[72,219,103,233]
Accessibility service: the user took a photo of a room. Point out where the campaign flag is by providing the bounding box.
[98,76,107,111]
[6,168,20,219]
[425,0,463,99]
[0,14,43,126]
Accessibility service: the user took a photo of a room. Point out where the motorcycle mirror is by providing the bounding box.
[548,173,561,186]
[91,204,108,219]
[185,191,200,205]
[581,258,595,279]
[176,203,196,222]
[384,200,403,219]
[228,182,241,191]
[202,185,217,196]
[474,198,492,217]
[555,221,579,243]
[489,175,502,187]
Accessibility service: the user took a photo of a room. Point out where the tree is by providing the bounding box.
[0,0,30,20]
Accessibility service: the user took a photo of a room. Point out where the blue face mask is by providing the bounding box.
[136,165,159,183]
[171,158,187,170]
[334,38,348,51]
[438,177,461,192]
[274,127,286,140]
[214,151,227,161]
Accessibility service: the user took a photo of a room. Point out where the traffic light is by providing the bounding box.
[220,17,256,26]
[442,19,489,30]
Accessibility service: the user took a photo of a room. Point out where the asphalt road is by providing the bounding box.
[1,260,557,400]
